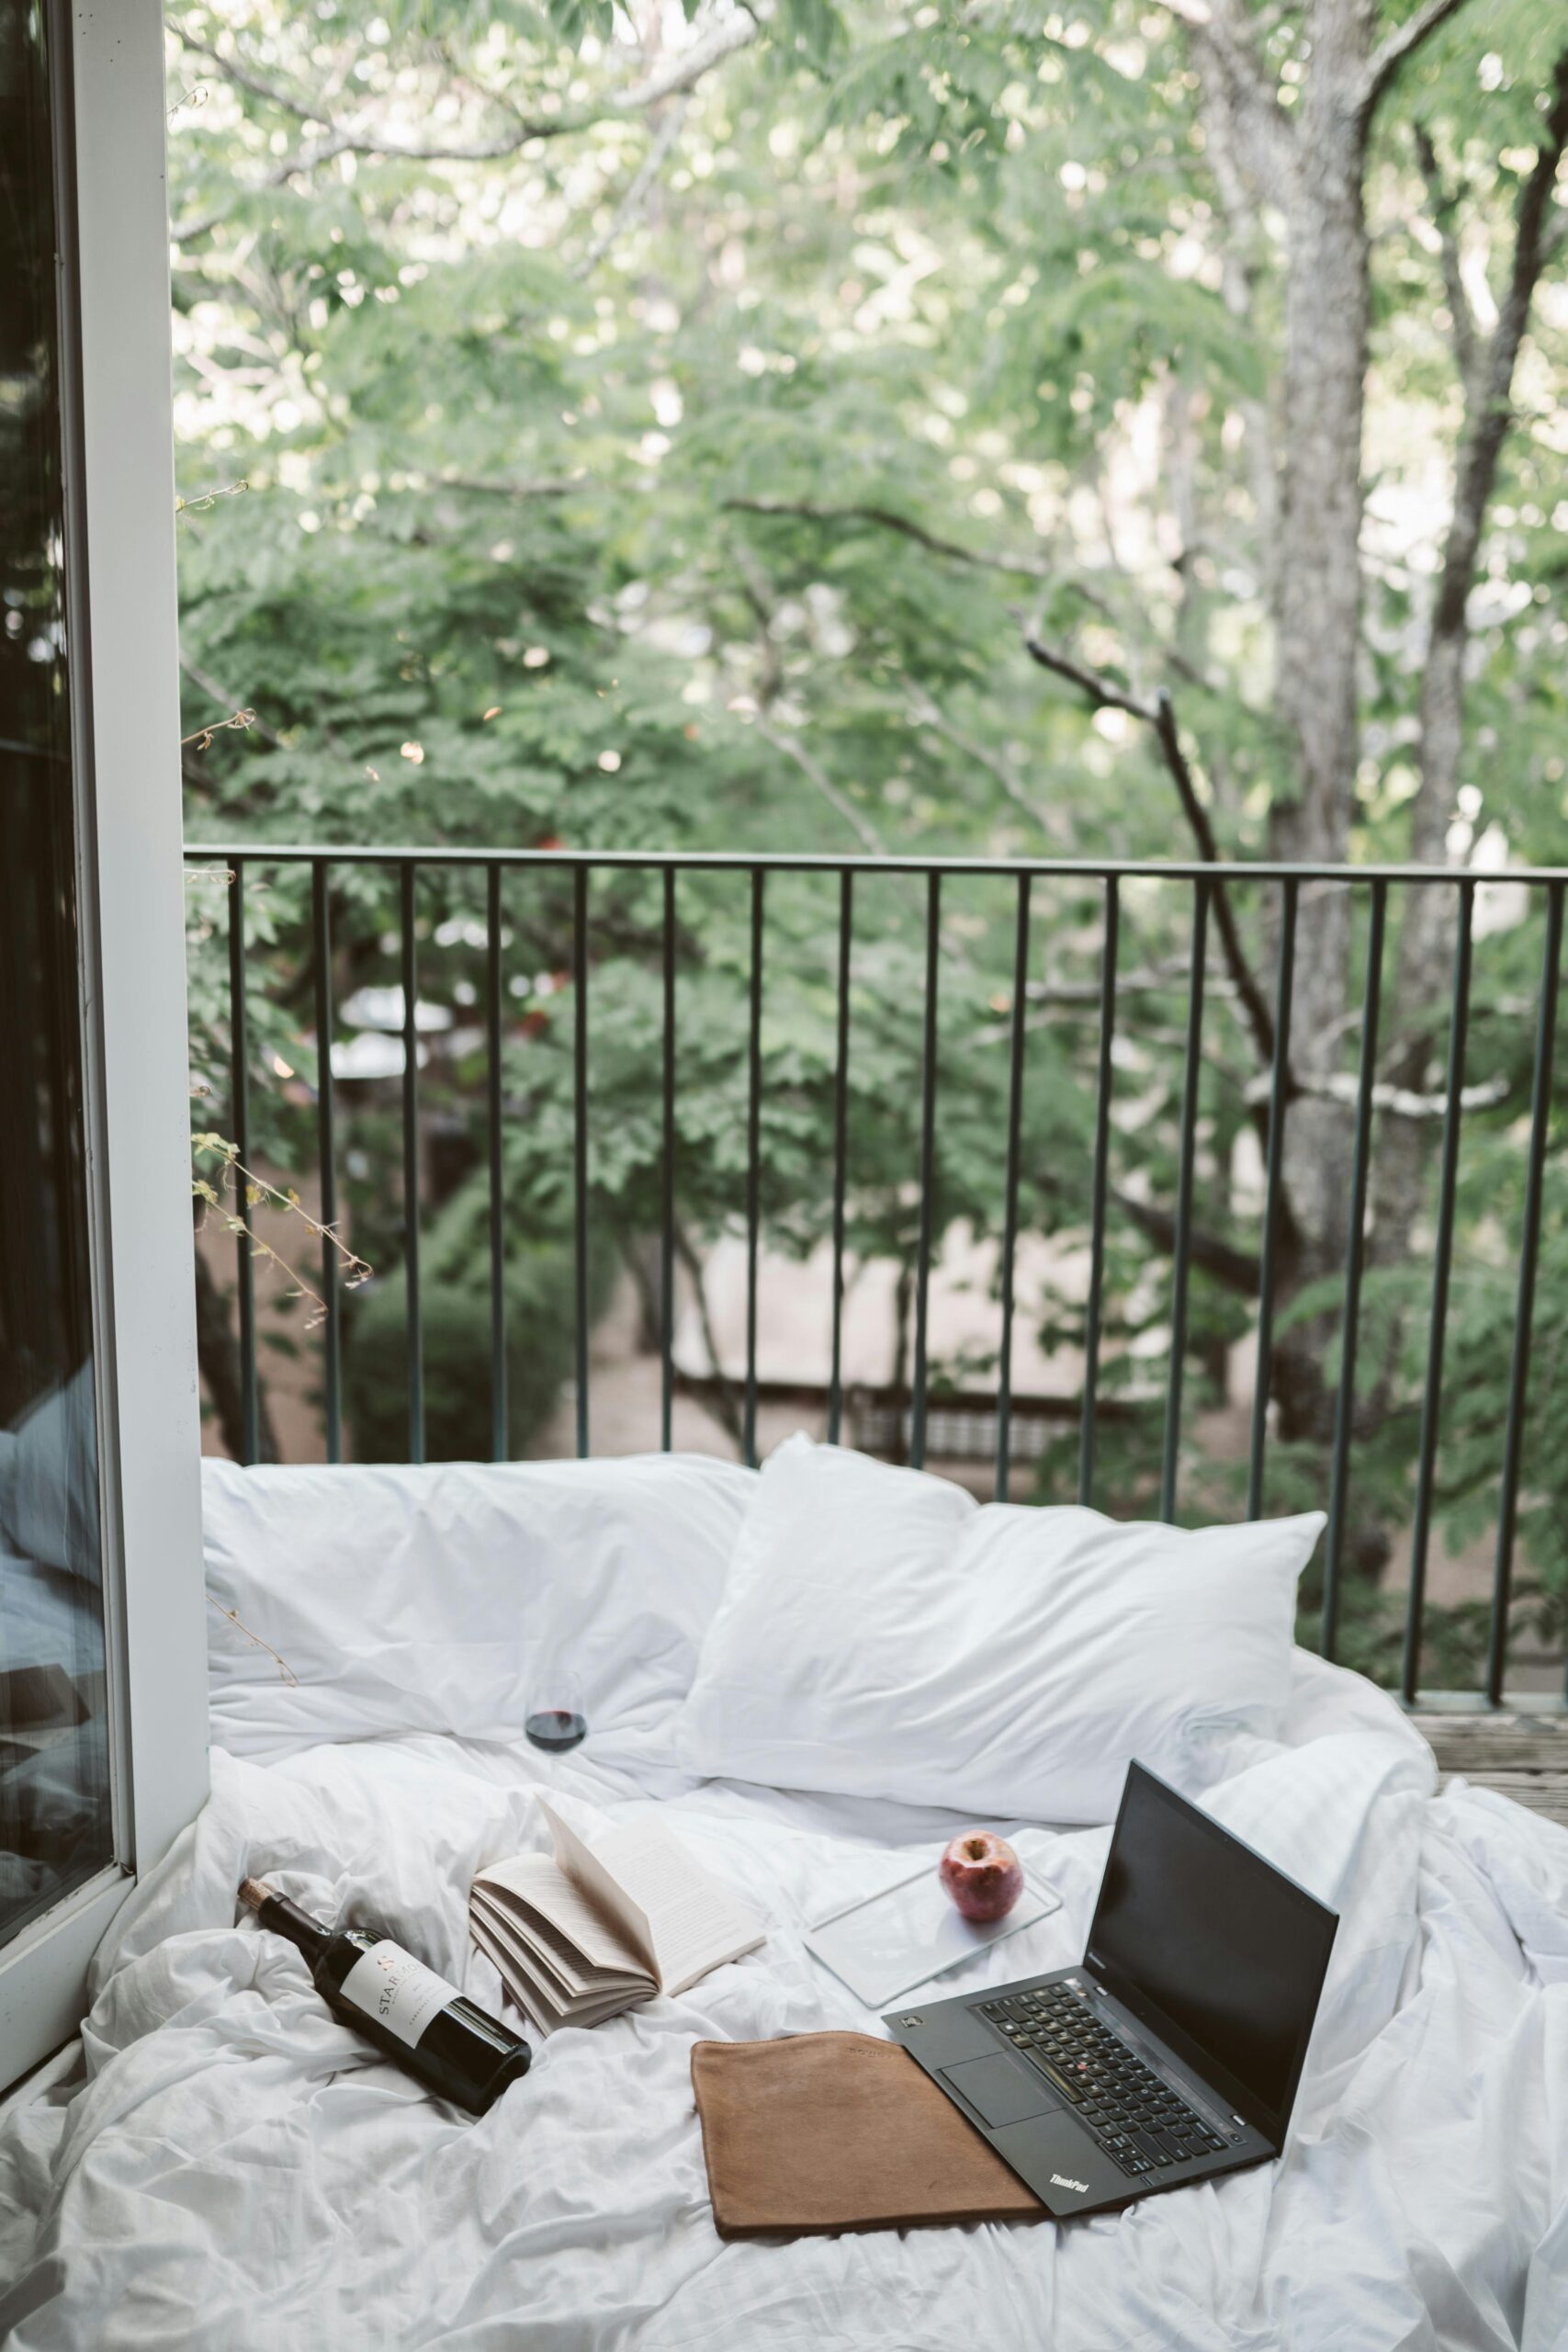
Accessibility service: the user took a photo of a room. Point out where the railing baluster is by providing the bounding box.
[1161,876,1210,1521]
[400,861,424,1464]
[910,872,942,1470]
[1321,878,1387,1663]
[661,868,676,1454]
[310,860,342,1464]
[828,871,853,1448]
[573,865,590,1460]
[1078,876,1119,1509]
[227,856,258,1465]
[743,870,764,1469]
[1402,880,1474,1704]
[486,863,507,1463]
[1486,878,1563,1705]
[1247,876,1298,1520]
[996,875,1032,1501]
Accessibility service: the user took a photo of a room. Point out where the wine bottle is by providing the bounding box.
[239,1877,531,2116]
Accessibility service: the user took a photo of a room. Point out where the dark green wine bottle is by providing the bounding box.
[240,1877,530,2116]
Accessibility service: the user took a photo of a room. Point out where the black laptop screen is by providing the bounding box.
[1086,1764,1337,2131]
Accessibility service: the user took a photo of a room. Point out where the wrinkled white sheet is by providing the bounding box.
[3,1662,1566,2351]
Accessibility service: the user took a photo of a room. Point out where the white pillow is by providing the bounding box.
[675,1435,1325,1824]
[202,1453,757,1761]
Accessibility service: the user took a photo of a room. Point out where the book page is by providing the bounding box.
[472,1907,651,2026]
[590,1815,765,1996]
[537,1798,660,1973]
[473,1847,652,1982]
[469,1917,570,2033]
[470,1889,637,2002]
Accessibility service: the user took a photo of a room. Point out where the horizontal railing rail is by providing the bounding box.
[186,842,1568,1713]
[188,845,1568,881]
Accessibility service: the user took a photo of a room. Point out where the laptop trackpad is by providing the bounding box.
[941,2052,1061,2129]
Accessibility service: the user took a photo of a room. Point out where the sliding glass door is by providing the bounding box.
[0,0,207,2094]
[0,0,116,1958]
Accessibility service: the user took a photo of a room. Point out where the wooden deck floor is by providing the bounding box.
[1412,1712,1568,1829]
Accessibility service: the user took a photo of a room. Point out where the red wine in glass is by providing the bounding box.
[525,1708,587,1752]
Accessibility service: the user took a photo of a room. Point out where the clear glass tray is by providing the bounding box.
[805,1863,1062,2009]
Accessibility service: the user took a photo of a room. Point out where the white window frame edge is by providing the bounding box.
[0,0,209,2080]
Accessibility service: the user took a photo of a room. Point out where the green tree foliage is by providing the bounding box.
[170,0,1568,1684]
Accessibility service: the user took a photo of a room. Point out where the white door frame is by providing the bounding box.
[0,0,208,2086]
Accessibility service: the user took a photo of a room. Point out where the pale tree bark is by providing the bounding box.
[1155,5,1568,1493]
[1156,0,1538,1464]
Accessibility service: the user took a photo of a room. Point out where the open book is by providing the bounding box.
[469,1797,765,2034]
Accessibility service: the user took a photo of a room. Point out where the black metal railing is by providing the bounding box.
[186,843,1568,1709]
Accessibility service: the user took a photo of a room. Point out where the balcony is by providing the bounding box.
[187,841,1568,1752]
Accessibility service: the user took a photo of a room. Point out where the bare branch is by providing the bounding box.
[1021,634,1280,1072]
[175,34,329,124]
[752,719,887,855]
[172,11,760,238]
[1402,41,1568,894]
[435,474,580,499]
[1414,124,1479,394]
[1424,49,1568,669]
[907,687,1066,845]
[724,495,1060,584]
[672,1220,743,1446]
[613,18,761,120]
[1244,1068,1509,1121]
[1022,631,1153,723]
[1361,0,1474,123]
[1111,1190,1261,1298]
[180,650,283,749]
[175,131,353,242]
[573,95,690,279]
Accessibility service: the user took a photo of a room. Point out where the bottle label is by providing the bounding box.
[340,1939,461,2050]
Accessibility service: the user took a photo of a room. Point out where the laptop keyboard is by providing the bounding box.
[978,1981,1232,2179]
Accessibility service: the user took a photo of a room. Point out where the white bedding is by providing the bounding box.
[3,1645,1568,2351]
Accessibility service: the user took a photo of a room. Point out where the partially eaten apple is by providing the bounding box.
[939,1829,1023,1923]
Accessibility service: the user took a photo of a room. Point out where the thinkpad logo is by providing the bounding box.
[1051,2173,1089,2194]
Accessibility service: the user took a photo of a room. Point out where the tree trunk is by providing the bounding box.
[1378,49,1568,1255]
[192,1226,279,1464]
[1255,16,1376,1447]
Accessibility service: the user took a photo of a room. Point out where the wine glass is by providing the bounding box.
[525,1662,587,1752]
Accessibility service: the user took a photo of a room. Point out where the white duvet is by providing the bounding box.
[3,1646,1568,2351]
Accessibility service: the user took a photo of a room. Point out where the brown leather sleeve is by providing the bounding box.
[690,2032,1046,2238]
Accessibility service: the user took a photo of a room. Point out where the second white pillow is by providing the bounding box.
[675,1434,1324,1824]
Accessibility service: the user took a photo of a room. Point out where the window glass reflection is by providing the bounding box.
[0,0,115,1946]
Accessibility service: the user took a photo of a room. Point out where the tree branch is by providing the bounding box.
[180,650,283,749]
[435,474,579,499]
[1165,0,1293,191]
[1021,634,1280,1071]
[723,495,1061,584]
[173,12,760,238]
[672,1220,743,1447]
[752,719,887,855]
[1414,123,1480,396]
[1360,0,1474,123]
[907,688,1066,845]
[1243,1067,1510,1121]
[1428,48,1568,694]
[1400,41,1568,888]
[1111,1189,1261,1298]
[573,94,691,279]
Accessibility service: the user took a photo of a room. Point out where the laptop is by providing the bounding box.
[885,1760,1337,2219]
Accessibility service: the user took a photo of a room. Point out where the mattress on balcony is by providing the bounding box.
[2,1461,1567,2349]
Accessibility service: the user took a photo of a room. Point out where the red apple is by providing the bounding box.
[939,1830,1023,1923]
